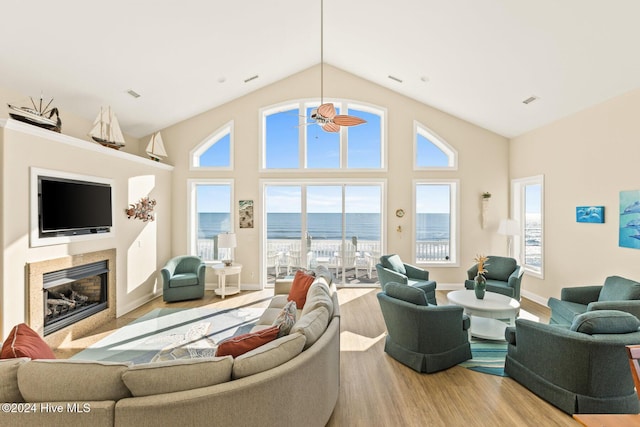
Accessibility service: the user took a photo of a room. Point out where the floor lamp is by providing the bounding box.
[498,219,520,259]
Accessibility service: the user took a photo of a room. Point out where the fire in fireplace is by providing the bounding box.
[43,260,109,336]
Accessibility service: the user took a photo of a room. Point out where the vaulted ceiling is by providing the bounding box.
[2,0,639,138]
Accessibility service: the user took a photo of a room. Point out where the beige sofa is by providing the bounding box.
[0,268,340,427]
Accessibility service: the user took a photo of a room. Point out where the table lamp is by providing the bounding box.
[217,232,237,266]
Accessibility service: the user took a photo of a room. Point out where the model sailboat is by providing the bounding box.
[89,106,125,149]
[146,132,168,161]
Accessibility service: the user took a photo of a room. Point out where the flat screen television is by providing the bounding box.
[39,175,113,237]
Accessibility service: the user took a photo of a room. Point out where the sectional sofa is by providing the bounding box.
[0,267,340,427]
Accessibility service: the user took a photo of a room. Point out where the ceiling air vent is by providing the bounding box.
[244,75,259,83]
[388,75,403,83]
[127,89,141,98]
[522,96,538,105]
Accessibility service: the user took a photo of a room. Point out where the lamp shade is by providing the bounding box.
[498,219,520,236]
[217,232,237,249]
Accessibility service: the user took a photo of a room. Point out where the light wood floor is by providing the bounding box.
[55,289,579,427]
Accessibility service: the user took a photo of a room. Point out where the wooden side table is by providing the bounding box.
[210,263,242,299]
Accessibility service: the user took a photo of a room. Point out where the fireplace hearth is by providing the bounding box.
[43,260,108,336]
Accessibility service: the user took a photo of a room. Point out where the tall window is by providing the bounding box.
[512,175,544,278]
[188,180,233,262]
[414,121,457,170]
[261,100,385,170]
[414,181,458,265]
[191,121,233,169]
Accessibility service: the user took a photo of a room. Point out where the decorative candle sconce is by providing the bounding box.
[126,197,157,222]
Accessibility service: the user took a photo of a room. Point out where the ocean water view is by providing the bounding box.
[198,212,450,241]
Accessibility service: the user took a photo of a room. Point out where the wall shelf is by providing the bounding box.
[0,118,173,171]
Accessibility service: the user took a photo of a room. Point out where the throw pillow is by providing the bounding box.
[272,300,297,337]
[570,310,640,335]
[381,254,406,275]
[216,325,279,358]
[287,270,315,309]
[291,306,330,350]
[598,276,640,302]
[384,282,428,306]
[122,356,233,397]
[0,323,55,360]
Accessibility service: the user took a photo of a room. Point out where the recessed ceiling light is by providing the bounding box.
[388,75,403,83]
[420,76,430,83]
[244,75,259,83]
[127,89,141,98]
[218,77,227,83]
[522,96,539,105]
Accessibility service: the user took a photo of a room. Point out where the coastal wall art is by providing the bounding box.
[239,200,254,229]
[619,190,640,249]
[576,206,604,223]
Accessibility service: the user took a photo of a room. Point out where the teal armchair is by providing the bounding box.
[377,283,471,373]
[376,254,437,305]
[505,310,640,415]
[548,275,640,325]
[161,256,206,302]
[464,255,523,300]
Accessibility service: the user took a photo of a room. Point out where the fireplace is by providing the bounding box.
[27,249,117,349]
[43,260,108,336]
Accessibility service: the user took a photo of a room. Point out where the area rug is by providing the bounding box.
[70,306,264,364]
[459,339,508,377]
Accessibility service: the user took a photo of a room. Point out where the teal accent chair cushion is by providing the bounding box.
[570,310,640,335]
[380,254,406,275]
[384,282,428,306]
[599,276,640,302]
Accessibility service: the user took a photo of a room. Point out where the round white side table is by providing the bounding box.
[210,263,242,299]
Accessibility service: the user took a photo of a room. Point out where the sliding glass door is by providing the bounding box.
[263,182,383,286]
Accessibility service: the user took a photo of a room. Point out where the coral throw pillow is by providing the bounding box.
[1,323,56,359]
[216,326,279,358]
[287,270,315,309]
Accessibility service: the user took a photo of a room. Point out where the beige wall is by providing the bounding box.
[0,120,173,339]
[159,65,510,287]
[510,88,640,302]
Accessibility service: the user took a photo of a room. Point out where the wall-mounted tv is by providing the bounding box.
[38,175,113,238]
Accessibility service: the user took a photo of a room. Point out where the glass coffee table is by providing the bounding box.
[447,289,520,341]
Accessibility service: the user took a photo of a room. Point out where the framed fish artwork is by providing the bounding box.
[620,190,640,249]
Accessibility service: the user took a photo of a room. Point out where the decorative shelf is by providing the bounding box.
[0,118,173,171]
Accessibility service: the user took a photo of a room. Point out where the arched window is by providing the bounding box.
[191,121,233,169]
[414,121,457,170]
[261,100,385,170]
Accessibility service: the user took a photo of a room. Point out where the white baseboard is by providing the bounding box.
[521,289,548,306]
[117,290,162,317]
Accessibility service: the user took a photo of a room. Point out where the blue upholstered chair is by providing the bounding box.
[377,283,471,373]
[376,254,437,305]
[505,310,640,415]
[464,255,523,300]
[161,256,206,302]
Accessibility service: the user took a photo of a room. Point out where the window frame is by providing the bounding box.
[512,175,544,279]
[187,179,235,262]
[412,179,460,267]
[413,121,458,170]
[190,121,234,170]
[259,99,387,172]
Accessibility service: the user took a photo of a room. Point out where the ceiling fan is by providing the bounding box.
[308,0,366,133]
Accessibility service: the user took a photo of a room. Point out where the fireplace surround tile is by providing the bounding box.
[26,249,116,349]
